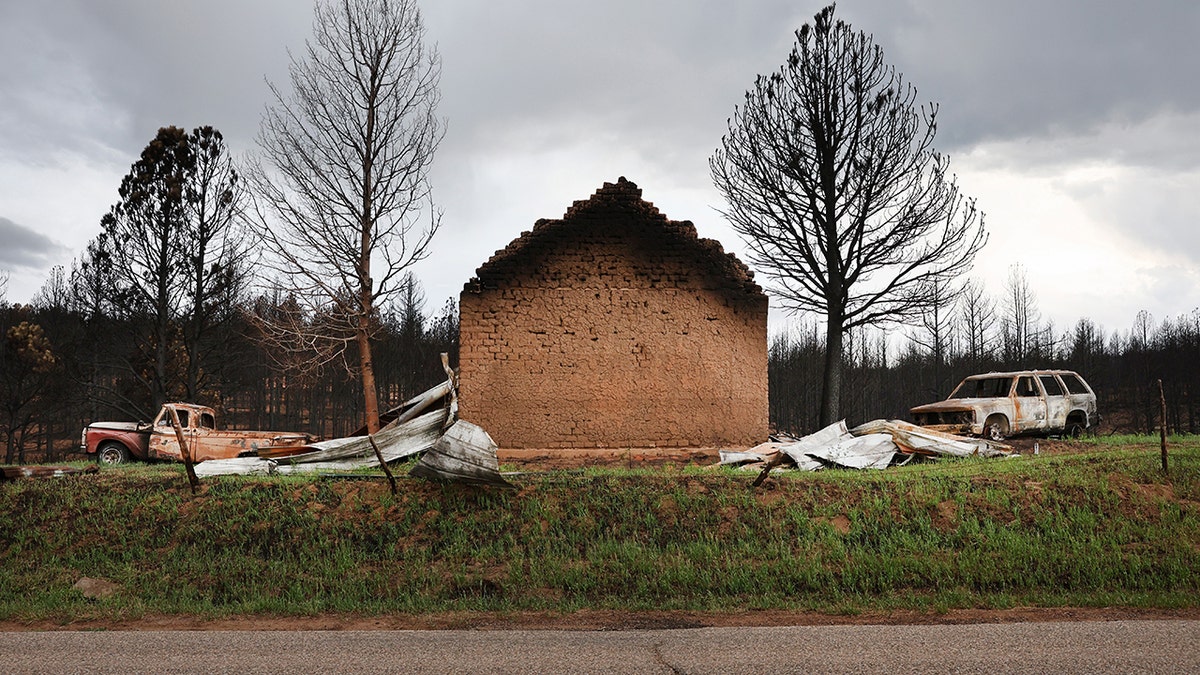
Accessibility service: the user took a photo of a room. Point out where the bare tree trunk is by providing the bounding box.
[359,71,380,435]
[820,318,843,428]
[155,282,171,408]
[358,319,380,435]
[185,249,204,401]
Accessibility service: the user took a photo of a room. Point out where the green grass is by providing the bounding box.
[0,438,1197,622]
[1080,432,1199,447]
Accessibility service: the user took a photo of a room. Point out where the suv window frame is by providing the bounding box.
[952,376,1014,399]
[1061,372,1091,395]
[1039,375,1066,396]
[1014,375,1040,397]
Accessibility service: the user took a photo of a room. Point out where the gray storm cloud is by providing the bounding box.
[0,217,69,271]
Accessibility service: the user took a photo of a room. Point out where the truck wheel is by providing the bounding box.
[983,416,1009,442]
[96,442,131,465]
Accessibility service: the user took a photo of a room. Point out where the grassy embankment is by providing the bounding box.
[0,436,1197,622]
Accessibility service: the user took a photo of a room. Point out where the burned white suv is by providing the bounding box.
[910,370,1097,441]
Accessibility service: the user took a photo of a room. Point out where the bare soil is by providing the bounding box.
[498,447,722,470]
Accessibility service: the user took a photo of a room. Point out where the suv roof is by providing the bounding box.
[962,370,1079,379]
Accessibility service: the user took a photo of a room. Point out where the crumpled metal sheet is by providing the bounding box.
[850,419,1011,458]
[725,421,901,473]
[718,447,773,466]
[279,410,446,468]
[192,457,277,477]
[193,378,453,478]
[779,421,857,471]
[803,433,899,470]
[410,419,514,489]
[729,417,1011,475]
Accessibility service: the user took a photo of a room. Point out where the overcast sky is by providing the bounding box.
[2,0,1197,342]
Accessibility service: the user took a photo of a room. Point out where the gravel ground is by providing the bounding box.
[2,619,1198,674]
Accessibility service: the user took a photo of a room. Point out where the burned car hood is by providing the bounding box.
[910,399,987,414]
[87,421,145,432]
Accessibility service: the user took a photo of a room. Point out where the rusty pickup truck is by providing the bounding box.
[910,370,1097,441]
[81,403,316,465]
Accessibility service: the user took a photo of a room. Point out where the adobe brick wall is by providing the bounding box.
[459,178,768,450]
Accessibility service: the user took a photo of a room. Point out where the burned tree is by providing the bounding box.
[909,277,957,398]
[1000,263,1041,363]
[957,277,996,370]
[0,319,58,464]
[181,127,249,402]
[711,4,985,426]
[99,127,195,411]
[94,126,247,415]
[910,277,957,368]
[250,0,443,433]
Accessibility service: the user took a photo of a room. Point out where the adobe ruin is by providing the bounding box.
[458,177,768,451]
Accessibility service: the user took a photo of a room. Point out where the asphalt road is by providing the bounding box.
[1,620,1197,674]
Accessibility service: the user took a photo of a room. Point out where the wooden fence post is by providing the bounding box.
[168,406,201,495]
[1158,379,1168,475]
[369,434,398,495]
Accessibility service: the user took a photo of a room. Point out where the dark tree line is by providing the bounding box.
[0,270,458,462]
[770,301,1200,438]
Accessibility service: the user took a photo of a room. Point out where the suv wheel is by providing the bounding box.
[983,416,1009,442]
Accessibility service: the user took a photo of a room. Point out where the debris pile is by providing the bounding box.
[720,420,1011,473]
[195,378,513,489]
